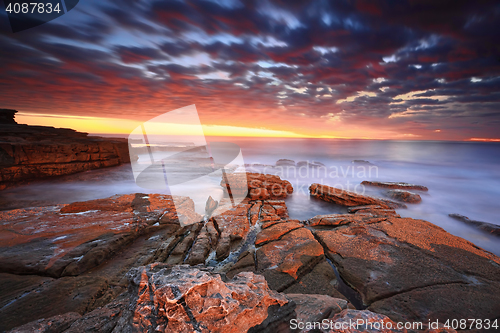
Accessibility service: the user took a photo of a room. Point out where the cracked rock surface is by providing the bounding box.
[2,173,499,332]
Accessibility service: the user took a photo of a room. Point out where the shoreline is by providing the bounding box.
[1,172,499,332]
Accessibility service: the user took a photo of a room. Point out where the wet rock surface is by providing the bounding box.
[275,159,295,167]
[0,193,199,278]
[315,309,456,333]
[0,112,132,190]
[296,160,326,168]
[361,181,429,191]
[2,175,500,332]
[222,172,293,200]
[12,265,296,333]
[352,159,373,165]
[449,213,500,237]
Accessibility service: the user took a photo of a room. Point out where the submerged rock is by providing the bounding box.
[8,312,82,333]
[386,189,422,203]
[275,159,296,167]
[309,183,406,209]
[361,181,428,191]
[449,213,500,237]
[3,178,500,332]
[127,265,295,332]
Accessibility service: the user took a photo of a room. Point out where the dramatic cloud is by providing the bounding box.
[0,0,499,139]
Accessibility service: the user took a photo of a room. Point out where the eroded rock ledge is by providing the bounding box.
[0,110,132,190]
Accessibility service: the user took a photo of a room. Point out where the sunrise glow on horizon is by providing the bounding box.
[15,112,499,142]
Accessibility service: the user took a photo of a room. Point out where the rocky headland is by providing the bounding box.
[0,109,132,190]
[1,170,499,332]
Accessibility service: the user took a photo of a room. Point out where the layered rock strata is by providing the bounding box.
[0,110,132,190]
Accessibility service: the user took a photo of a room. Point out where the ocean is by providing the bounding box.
[2,137,499,256]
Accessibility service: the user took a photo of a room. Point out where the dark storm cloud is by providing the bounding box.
[0,0,499,138]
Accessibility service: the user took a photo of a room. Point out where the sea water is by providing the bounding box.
[1,137,499,256]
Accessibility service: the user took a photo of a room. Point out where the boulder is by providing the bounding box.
[1,195,293,331]
[449,213,500,237]
[387,189,422,203]
[255,221,303,246]
[0,109,17,124]
[361,181,428,191]
[309,183,406,208]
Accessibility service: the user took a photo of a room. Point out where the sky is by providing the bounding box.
[0,0,499,140]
